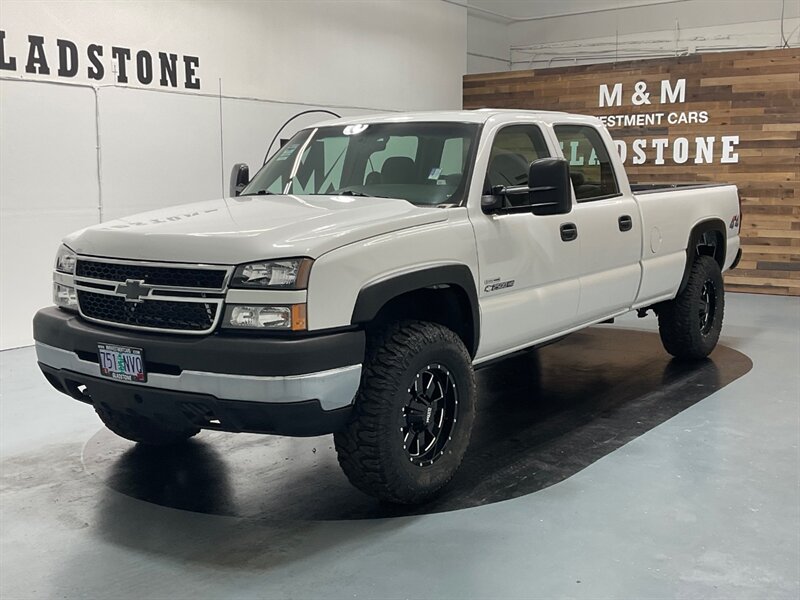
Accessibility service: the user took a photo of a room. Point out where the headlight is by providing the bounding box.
[53,283,78,310]
[223,304,307,330]
[55,245,77,274]
[230,258,312,289]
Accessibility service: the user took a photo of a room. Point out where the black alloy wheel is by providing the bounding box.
[699,279,717,336]
[401,363,459,467]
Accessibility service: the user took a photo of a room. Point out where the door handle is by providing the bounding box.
[560,222,578,242]
[618,215,633,232]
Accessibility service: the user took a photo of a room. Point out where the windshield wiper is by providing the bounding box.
[335,190,392,199]
[239,190,276,196]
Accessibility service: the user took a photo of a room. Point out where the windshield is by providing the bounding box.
[241,122,479,206]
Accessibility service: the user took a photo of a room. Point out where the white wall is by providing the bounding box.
[467,13,509,73]
[0,0,467,349]
[466,0,800,72]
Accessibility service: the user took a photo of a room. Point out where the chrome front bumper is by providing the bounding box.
[35,342,361,411]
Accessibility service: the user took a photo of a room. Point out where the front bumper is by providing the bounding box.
[33,307,365,436]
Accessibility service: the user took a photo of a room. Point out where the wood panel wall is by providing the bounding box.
[464,49,800,296]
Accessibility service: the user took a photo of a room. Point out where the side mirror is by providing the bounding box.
[481,159,572,216]
[229,163,250,197]
[481,187,505,214]
[528,158,571,215]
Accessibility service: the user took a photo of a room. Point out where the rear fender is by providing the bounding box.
[678,219,727,294]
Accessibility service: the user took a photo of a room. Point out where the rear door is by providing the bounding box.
[552,124,642,321]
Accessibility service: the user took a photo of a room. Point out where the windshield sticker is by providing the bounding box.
[275,144,300,161]
[428,167,442,180]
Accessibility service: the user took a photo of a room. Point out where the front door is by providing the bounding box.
[470,123,581,361]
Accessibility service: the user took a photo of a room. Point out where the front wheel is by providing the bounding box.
[657,254,725,360]
[334,320,477,504]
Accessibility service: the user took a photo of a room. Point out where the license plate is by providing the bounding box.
[97,343,146,382]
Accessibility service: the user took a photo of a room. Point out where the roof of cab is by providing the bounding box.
[314,108,585,128]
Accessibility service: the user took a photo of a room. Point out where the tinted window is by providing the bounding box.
[485,125,550,193]
[554,125,620,201]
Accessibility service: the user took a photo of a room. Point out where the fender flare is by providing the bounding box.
[350,264,480,354]
[678,218,727,294]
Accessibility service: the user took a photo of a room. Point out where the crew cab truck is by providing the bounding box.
[33,110,742,504]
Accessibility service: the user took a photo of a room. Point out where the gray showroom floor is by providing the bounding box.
[1,292,798,599]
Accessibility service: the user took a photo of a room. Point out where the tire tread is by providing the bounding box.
[657,255,724,360]
[334,320,475,504]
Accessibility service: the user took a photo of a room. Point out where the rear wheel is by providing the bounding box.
[95,404,199,446]
[657,255,725,360]
[334,320,476,504]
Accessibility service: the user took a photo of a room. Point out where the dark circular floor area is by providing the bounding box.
[82,327,752,520]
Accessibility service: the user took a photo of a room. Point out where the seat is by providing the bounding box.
[381,156,416,184]
[485,152,530,206]
[569,171,601,200]
[487,152,529,188]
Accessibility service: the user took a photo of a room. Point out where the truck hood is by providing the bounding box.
[65,195,448,264]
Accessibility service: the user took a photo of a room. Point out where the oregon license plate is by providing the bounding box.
[97,343,146,382]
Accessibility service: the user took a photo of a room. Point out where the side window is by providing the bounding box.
[485,125,550,192]
[554,125,620,201]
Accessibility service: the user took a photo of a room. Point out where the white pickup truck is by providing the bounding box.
[34,109,742,504]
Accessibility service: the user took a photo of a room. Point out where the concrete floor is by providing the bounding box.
[1,292,798,599]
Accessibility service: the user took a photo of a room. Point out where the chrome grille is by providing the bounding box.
[73,258,230,334]
[77,291,219,332]
[76,259,227,289]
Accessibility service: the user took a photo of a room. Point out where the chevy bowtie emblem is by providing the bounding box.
[116,279,150,303]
